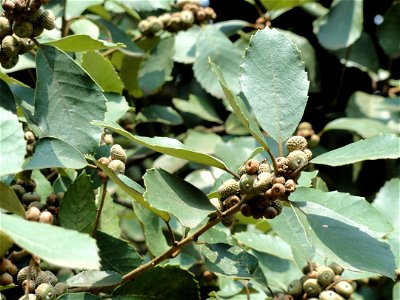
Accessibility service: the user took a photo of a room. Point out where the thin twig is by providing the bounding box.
[92,180,108,238]
[332,45,353,107]
[243,280,251,300]
[7,249,29,262]
[61,0,69,37]
[225,168,241,179]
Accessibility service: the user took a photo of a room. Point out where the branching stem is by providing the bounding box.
[92,180,108,238]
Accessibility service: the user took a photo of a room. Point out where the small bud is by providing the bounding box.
[22,279,36,293]
[39,211,53,224]
[13,21,34,38]
[239,174,256,194]
[1,35,20,56]
[286,279,303,297]
[108,159,125,175]
[286,135,308,152]
[35,283,54,300]
[316,266,335,286]
[303,278,321,297]
[54,282,68,297]
[110,144,127,163]
[334,281,354,298]
[217,179,239,198]
[287,150,308,171]
[26,206,41,221]
[39,9,55,30]
[0,16,11,38]
[244,159,259,174]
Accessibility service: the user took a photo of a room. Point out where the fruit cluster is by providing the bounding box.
[215,136,312,223]
[296,122,320,148]
[98,144,127,176]
[11,179,63,225]
[254,14,271,30]
[274,262,356,300]
[0,0,55,69]
[24,130,36,156]
[138,0,216,36]
[17,266,67,299]
[0,258,17,286]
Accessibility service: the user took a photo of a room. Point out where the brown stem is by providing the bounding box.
[332,45,353,107]
[7,249,29,262]
[225,167,241,180]
[164,219,176,246]
[92,180,108,238]
[61,0,70,37]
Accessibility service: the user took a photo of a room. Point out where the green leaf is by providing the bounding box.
[143,168,215,228]
[59,173,97,233]
[136,105,183,125]
[139,37,175,96]
[34,45,107,154]
[268,207,315,265]
[0,72,29,87]
[251,250,302,289]
[260,0,315,11]
[24,138,87,170]
[239,28,309,144]
[91,120,229,170]
[81,51,123,94]
[70,19,100,39]
[99,192,122,238]
[194,27,242,99]
[292,202,396,278]
[233,232,293,260]
[322,117,397,138]
[0,232,13,257]
[65,0,103,18]
[225,113,248,135]
[377,2,400,58]
[184,130,223,155]
[297,170,319,187]
[394,282,400,300]
[0,107,26,176]
[201,243,258,279]
[173,94,222,124]
[112,52,143,97]
[96,231,143,274]
[66,270,121,287]
[0,182,25,217]
[43,35,124,52]
[103,93,130,123]
[132,201,169,257]
[209,60,270,151]
[373,179,400,231]
[280,29,320,92]
[0,213,100,269]
[214,136,263,171]
[313,0,363,50]
[332,32,380,74]
[31,169,53,202]
[114,266,200,299]
[290,187,394,235]
[129,0,172,11]
[311,134,400,166]
[212,20,250,37]
[0,79,16,113]
[59,293,101,300]
[88,156,169,221]
[174,26,201,64]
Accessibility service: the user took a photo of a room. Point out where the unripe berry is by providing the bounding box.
[2,0,15,11]
[26,206,41,221]
[35,271,49,287]
[334,281,354,298]
[319,291,345,300]
[240,203,252,217]
[263,206,278,219]
[308,134,320,148]
[196,8,207,22]
[98,156,111,166]
[39,10,55,30]
[302,262,319,275]
[0,272,13,285]
[270,200,282,215]
[239,174,256,194]
[28,8,43,22]
[13,21,34,38]
[108,159,125,175]
[217,179,239,198]
[303,148,312,161]
[35,283,54,300]
[11,184,26,199]
[24,131,36,143]
[1,35,20,56]
[165,15,182,32]
[287,150,308,171]
[223,195,240,209]
[138,19,150,34]
[102,133,113,145]
[303,278,321,297]
[0,16,11,38]
[0,54,19,69]
[22,192,41,204]
[110,144,127,163]
[286,279,303,297]
[269,183,285,198]
[284,179,296,193]
[180,10,194,27]
[158,13,172,25]
[147,16,163,34]
[53,282,68,297]
[32,24,44,37]
[286,136,308,152]
[18,38,35,53]
[221,213,236,227]
[316,266,335,286]
[328,262,344,275]
[253,172,273,193]
[39,211,53,224]
[17,266,33,284]
[22,279,36,293]
[298,122,312,131]
[258,162,270,173]
[244,159,259,174]
[204,6,216,19]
